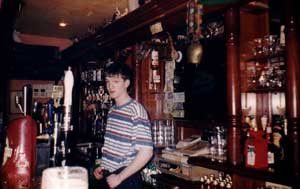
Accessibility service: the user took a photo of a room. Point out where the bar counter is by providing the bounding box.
[188,156,299,188]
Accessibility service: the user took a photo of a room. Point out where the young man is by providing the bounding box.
[94,62,153,189]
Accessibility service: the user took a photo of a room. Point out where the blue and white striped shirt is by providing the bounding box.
[100,99,153,172]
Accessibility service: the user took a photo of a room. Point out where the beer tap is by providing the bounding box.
[49,113,60,167]
[15,96,24,115]
[63,66,74,132]
[23,85,32,116]
[15,85,32,116]
[62,67,74,165]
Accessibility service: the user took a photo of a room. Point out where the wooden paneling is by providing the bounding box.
[239,6,269,56]
[233,174,265,189]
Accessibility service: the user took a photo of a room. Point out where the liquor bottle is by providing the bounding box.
[45,99,54,134]
[96,68,102,81]
[93,112,104,143]
[272,115,289,171]
[93,147,101,170]
[279,25,285,48]
[267,138,279,172]
[264,120,278,172]
[241,116,251,156]
[150,49,161,91]
[278,127,289,172]
[244,130,268,169]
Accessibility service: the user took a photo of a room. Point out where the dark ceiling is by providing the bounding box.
[14,0,128,39]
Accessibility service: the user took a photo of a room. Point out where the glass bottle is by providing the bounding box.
[273,116,289,172]
[93,147,101,170]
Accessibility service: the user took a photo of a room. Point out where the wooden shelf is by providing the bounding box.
[244,87,285,93]
[244,50,285,63]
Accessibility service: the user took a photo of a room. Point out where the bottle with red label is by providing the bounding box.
[244,130,268,169]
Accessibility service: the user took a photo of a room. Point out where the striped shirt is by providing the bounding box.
[100,99,153,172]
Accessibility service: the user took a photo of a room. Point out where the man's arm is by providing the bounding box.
[106,147,153,188]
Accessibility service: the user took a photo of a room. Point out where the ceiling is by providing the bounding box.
[14,0,128,39]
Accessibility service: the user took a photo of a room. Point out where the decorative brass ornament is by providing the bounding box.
[186,0,203,65]
[187,41,203,64]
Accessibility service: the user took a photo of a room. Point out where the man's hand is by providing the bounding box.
[106,173,122,189]
[93,167,104,180]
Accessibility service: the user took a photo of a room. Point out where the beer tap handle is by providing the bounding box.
[15,95,24,114]
[63,66,74,132]
[64,67,74,107]
[23,84,32,116]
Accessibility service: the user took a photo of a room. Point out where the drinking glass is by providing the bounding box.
[263,35,278,55]
[41,166,88,189]
[252,38,264,56]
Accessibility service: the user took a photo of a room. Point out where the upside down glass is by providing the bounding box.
[209,126,227,161]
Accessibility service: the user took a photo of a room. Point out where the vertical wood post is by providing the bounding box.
[132,45,142,102]
[285,0,300,177]
[225,6,242,166]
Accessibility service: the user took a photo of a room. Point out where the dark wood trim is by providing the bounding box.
[95,0,251,53]
[62,0,255,63]
[285,0,300,177]
[225,6,242,166]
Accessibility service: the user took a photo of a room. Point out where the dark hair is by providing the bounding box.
[105,62,134,91]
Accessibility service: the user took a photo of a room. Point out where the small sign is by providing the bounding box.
[150,22,163,35]
[173,92,185,103]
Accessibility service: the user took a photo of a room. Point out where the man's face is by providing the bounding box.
[105,74,129,100]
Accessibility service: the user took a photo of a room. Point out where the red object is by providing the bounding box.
[1,116,37,189]
[244,130,268,169]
